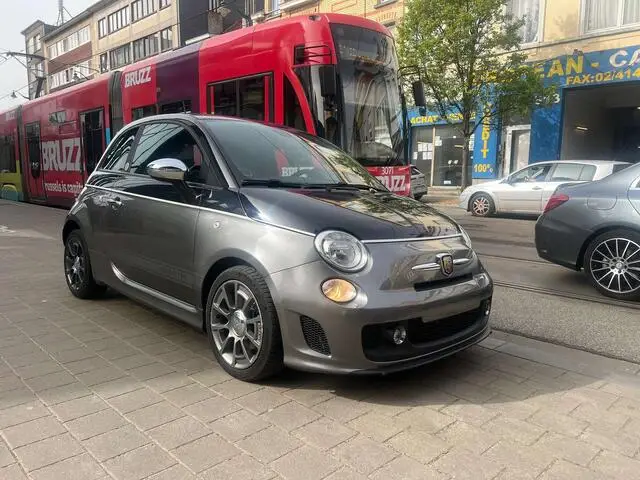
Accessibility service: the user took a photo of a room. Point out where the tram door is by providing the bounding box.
[80,109,106,180]
[23,122,46,202]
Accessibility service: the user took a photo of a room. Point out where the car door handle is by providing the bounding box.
[532,186,542,190]
[107,197,122,208]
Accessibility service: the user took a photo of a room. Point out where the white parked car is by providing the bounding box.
[459,160,632,217]
[410,166,428,200]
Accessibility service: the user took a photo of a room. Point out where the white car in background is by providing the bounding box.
[459,160,631,217]
[410,166,428,200]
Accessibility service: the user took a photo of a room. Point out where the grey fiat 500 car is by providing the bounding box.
[62,114,493,381]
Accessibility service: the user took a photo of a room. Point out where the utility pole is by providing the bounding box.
[57,0,66,25]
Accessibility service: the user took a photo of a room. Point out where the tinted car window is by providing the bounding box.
[613,163,631,174]
[129,123,203,176]
[101,127,139,171]
[204,119,385,188]
[550,163,586,181]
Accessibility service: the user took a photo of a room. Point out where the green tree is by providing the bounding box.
[397,0,557,189]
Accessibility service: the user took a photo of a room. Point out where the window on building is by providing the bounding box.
[506,0,540,43]
[133,32,159,61]
[35,34,42,51]
[110,44,131,69]
[159,0,171,9]
[132,0,156,22]
[100,53,109,73]
[47,26,90,59]
[108,6,130,34]
[271,0,280,12]
[584,0,640,32]
[98,18,108,38]
[160,27,173,51]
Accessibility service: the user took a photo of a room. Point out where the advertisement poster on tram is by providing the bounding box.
[367,166,411,196]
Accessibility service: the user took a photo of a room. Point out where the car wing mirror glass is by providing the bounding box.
[147,158,188,182]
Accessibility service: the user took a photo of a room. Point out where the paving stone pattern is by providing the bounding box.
[2,201,640,479]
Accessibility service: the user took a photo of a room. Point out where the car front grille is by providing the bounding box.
[300,316,331,356]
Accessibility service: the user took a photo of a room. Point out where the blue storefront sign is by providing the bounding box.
[408,107,500,180]
[530,45,640,162]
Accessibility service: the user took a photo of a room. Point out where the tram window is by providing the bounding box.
[81,110,105,174]
[239,77,265,121]
[160,100,191,114]
[132,105,157,120]
[101,127,139,171]
[284,76,305,131]
[0,135,16,173]
[213,81,237,117]
[25,123,42,175]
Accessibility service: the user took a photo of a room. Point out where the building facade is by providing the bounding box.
[21,21,56,99]
[409,0,640,188]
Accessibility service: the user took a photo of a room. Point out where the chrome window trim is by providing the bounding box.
[362,234,463,244]
[111,263,198,313]
[86,183,316,237]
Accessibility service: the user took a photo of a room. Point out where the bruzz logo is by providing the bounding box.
[123,66,152,88]
[41,138,82,172]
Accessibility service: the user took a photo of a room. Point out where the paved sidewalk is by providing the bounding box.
[2,202,640,479]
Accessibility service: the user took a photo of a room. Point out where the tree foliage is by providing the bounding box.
[397,0,557,188]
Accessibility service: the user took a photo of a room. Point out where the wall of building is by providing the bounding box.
[44,19,94,93]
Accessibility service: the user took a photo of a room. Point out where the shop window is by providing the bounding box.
[411,126,433,186]
[584,0,640,33]
[506,0,540,43]
[432,125,464,187]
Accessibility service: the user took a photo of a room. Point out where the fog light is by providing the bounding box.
[392,326,407,345]
[484,299,492,317]
[321,279,357,303]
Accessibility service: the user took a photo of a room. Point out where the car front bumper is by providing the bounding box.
[269,260,493,375]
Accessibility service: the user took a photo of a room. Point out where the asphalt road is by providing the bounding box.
[2,200,639,363]
[435,205,640,363]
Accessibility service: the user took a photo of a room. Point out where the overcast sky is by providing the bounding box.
[0,0,90,111]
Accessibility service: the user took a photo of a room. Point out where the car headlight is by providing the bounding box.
[460,226,473,248]
[314,230,369,272]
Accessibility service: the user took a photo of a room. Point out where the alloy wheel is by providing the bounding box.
[472,196,491,216]
[64,237,86,291]
[210,280,264,369]
[589,237,640,294]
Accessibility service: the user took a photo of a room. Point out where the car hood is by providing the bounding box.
[238,187,461,241]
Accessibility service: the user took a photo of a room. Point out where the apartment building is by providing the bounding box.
[95,0,178,73]
[21,20,56,99]
[42,11,94,93]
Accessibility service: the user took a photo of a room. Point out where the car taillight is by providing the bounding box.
[544,193,569,213]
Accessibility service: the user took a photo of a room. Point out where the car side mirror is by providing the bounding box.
[147,158,188,182]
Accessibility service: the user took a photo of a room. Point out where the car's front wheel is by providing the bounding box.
[205,265,284,381]
[470,193,494,217]
[584,229,640,301]
[63,230,106,299]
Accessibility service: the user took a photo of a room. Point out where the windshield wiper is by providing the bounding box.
[241,179,308,188]
[241,179,387,193]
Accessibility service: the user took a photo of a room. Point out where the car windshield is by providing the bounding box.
[203,119,388,190]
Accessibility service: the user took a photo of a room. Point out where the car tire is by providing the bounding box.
[470,193,494,217]
[205,265,284,382]
[63,230,106,300]
[584,229,640,301]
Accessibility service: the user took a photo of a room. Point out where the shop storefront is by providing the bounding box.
[408,108,500,187]
[531,46,640,165]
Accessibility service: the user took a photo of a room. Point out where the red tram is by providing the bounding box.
[0,13,410,208]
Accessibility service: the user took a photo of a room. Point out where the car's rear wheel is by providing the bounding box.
[470,193,494,217]
[63,230,106,299]
[205,265,284,381]
[584,229,640,301]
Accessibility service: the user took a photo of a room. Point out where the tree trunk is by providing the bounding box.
[461,136,471,191]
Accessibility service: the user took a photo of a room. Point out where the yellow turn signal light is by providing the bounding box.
[321,278,357,303]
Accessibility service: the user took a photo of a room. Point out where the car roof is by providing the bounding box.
[534,159,632,166]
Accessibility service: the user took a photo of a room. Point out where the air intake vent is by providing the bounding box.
[300,316,331,355]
